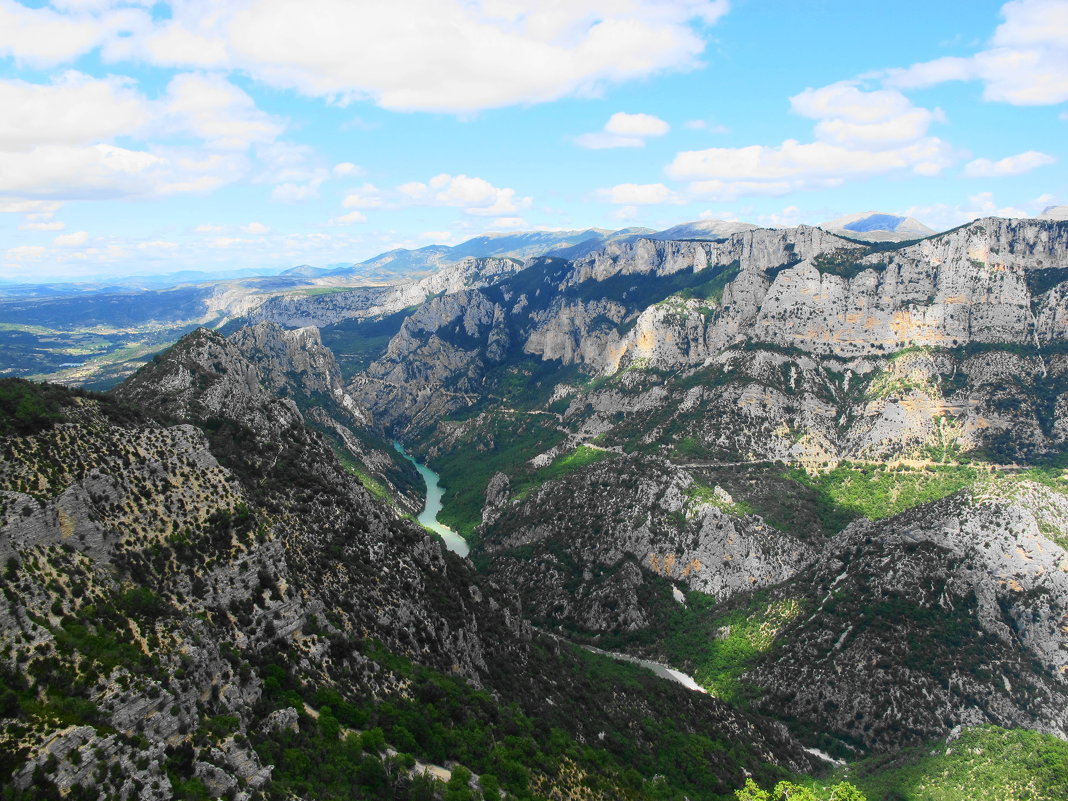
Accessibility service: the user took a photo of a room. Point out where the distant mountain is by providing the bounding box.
[819,211,935,242]
[647,218,759,240]
[1038,205,1068,221]
[280,264,337,278]
[325,228,634,284]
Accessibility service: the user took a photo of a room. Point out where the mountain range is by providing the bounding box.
[2,212,1068,799]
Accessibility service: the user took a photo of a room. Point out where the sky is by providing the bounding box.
[0,0,1066,282]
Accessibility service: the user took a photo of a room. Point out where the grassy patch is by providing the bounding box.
[428,414,566,540]
[512,445,614,500]
[604,589,805,708]
[685,481,755,518]
[835,725,1068,801]
[786,464,981,527]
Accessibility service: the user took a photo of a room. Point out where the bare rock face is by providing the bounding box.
[1,352,822,797]
[244,256,524,329]
[480,455,816,634]
[746,478,1068,752]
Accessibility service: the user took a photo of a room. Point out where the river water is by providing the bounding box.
[393,442,470,557]
[392,444,708,693]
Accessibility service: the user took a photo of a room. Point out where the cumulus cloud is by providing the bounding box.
[224,0,729,112]
[342,184,385,209]
[665,82,955,199]
[54,230,89,246]
[576,111,670,149]
[2,0,729,113]
[399,174,530,216]
[884,0,1068,105]
[964,150,1057,177]
[0,0,145,68]
[0,72,149,150]
[241,221,269,234]
[328,210,368,225]
[684,119,730,133]
[4,245,47,262]
[596,182,681,204]
[0,70,283,201]
[163,72,284,150]
[333,162,363,177]
[790,82,944,149]
[270,181,322,202]
[904,192,1032,229]
[19,220,65,231]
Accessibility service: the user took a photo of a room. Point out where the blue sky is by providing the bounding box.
[0,0,1065,281]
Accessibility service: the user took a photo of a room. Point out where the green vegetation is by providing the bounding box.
[249,640,790,801]
[685,481,755,518]
[511,445,614,500]
[835,726,1068,801]
[785,464,981,529]
[663,592,803,705]
[0,378,65,435]
[810,248,879,281]
[298,286,362,296]
[428,414,566,540]
[600,588,804,707]
[320,308,413,379]
[736,779,865,801]
[0,377,150,436]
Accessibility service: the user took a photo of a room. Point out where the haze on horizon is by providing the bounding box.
[0,0,1065,282]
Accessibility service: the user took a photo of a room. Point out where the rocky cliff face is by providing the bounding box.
[286,216,1068,763]
[0,336,822,798]
[746,478,1068,752]
[347,220,1068,465]
[480,455,816,633]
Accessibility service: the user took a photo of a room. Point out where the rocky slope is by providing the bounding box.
[0,333,822,799]
[745,477,1068,753]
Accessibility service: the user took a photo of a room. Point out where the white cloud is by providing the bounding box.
[20,220,65,231]
[4,245,47,262]
[0,72,150,151]
[0,71,279,202]
[669,138,953,183]
[223,0,729,112]
[328,210,368,225]
[241,222,269,234]
[665,83,955,199]
[884,0,1068,105]
[488,216,529,230]
[194,223,226,233]
[0,199,62,215]
[964,150,1057,177]
[905,191,1031,229]
[342,184,385,209]
[790,82,943,149]
[333,162,363,177]
[270,181,321,202]
[0,1,145,68]
[17,0,726,114]
[163,72,284,150]
[596,182,681,205]
[604,112,670,137]
[54,230,89,247]
[4,1,730,116]
[419,230,455,242]
[399,174,530,216]
[757,205,805,228]
[684,119,730,133]
[576,111,670,149]
[574,132,645,149]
